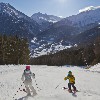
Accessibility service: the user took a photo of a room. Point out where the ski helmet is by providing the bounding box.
[68,71,72,74]
[26,66,30,70]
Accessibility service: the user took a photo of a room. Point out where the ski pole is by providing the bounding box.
[55,82,62,89]
[13,83,26,99]
[35,80,42,91]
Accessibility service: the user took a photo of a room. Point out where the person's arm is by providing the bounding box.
[30,71,35,79]
[64,76,68,80]
[21,72,25,81]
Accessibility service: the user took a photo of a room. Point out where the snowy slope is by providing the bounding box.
[0,65,100,100]
[88,63,100,72]
[0,2,40,39]
[67,6,100,27]
[0,2,31,21]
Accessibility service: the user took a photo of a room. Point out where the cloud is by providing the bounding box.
[79,6,100,13]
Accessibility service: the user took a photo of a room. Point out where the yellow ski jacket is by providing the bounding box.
[64,75,75,83]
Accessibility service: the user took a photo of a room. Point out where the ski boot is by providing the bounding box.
[68,89,72,93]
[27,93,31,96]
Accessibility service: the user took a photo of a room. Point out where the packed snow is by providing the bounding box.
[0,64,100,100]
[87,63,100,73]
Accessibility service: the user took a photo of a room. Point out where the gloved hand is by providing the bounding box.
[64,77,67,80]
[21,77,24,82]
[32,73,35,79]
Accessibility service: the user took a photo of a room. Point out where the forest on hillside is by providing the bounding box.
[31,37,100,66]
[0,35,100,66]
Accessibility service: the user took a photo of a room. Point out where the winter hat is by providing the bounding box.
[68,71,72,74]
[26,66,30,70]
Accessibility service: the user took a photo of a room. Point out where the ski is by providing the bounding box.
[62,87,80,93]
[62,87,68,90]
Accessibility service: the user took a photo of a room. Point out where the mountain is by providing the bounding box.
[42,6,100,36]
[67,7,100,32]
[0,2,40,39]
[45,6,100,35]
[0,3,100,58]
[31,12,62,31]
[30,6,100,57]
[31,12,62,24]
[30,21,77,57]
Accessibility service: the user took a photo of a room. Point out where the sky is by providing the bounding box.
[0,0,100,18]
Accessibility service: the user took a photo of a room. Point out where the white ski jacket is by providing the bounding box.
[21,69,35,82]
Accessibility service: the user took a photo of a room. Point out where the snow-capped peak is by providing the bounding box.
[65,5,100,27]
[0,2,19,16]
[0,2,29,20]
[31,12,62,24]
[79,6,100,13]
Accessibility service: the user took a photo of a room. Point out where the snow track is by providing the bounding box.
[0,65,100,100]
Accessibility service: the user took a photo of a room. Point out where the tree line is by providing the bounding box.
[0,35,30,64]
[0,35,100,66]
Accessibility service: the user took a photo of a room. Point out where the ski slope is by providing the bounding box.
[0,64,100,100]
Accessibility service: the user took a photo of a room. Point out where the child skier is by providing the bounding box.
[64,71,76,93]
[21,65,37,96]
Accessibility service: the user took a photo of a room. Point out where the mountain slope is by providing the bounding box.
[41,6,100,36]
[30,23,77,57]
[0,2,40,39]
[30,7,100,57]
[31,12,62,31]
[0,65,100,100]
[30,22,100,57]
[67,6,100,27]
[70,24,100,44]
[39,6,100,41]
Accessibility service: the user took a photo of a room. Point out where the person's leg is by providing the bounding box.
[72,83,76,91]
[68,83,72,92]
[24,80,30,95]
[29,81,37,96]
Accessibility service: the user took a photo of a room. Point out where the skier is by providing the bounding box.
[21,65,37,96]
[64,71,76,93]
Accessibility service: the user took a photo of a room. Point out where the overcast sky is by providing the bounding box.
[0,0,100,17]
